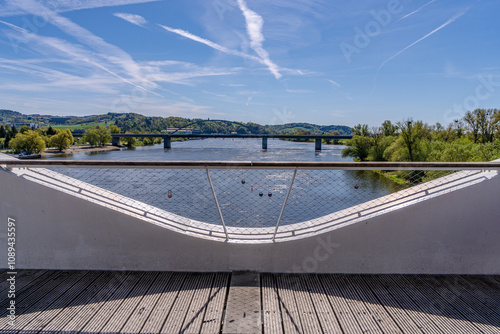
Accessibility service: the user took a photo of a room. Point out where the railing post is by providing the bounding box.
[262,137,268,150]
[273,168,298,241]
[206,167,229,241]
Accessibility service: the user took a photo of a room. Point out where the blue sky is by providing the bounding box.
[0,0,499,127]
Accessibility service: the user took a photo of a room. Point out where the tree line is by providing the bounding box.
[0,124,115,154]
[342,108,500,163]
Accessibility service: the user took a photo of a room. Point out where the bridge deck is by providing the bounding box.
[1,270,500,333]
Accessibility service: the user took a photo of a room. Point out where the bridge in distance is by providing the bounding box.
[71,132,353,150]
[106,133,353,150]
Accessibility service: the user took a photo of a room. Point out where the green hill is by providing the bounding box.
[0,109,351,135]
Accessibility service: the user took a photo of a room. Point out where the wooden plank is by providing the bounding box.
[0,271,59,312]
[0,270,49,304]
[0,271,83,330]
[348,275,403,333]
[377,275,448,334]
[363,275,433,334]
[141,272,186,334]
[222,271,261,334]
[446,276,500,318]
[329,274,383,333]
[464,276,500,301]
[59,271,132,333]
[293,275,323,334]
[481,276,500,289]
[78,271,145,333]
[392,275,482,334]
[100,272,158,333]
[0,270,47,295]
[261,274,284,334]
[303,275,343,334]
[120,272,172,333]
[200,272,230,334]
[161,273,200,334]
[181,273,214,334]
[39,271,121,333]
[13,271,102,333]
[318,274,363,334]
[275,274,303,334]
[417,276,500,334]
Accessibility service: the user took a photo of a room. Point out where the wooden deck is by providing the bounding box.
[1,270,500,333]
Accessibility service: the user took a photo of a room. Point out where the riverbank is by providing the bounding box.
[42,145,121,156]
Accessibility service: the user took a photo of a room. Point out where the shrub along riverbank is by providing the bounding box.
[342,109,500,185]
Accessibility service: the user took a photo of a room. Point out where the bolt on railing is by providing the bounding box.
[1,160,499,243]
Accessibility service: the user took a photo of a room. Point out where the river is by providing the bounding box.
[47,139,402,228]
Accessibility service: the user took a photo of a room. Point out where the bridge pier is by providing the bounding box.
[315,138,322,151]
[111,136,120,146]
[164,136,171,149]
[262,137,268,150]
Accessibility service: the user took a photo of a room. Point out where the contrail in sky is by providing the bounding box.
[378,10,468,73]
[397,0,437,23]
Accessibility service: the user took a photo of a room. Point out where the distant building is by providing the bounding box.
[13,123,38,129]
[164,128,201,135]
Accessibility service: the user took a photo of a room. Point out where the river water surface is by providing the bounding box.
[47,139,401,228]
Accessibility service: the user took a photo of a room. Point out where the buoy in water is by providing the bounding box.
[259,192,263,197]
[167,189,173,198]
[241,179,246,185]
[354,184,359,190]
[268,192,272,198]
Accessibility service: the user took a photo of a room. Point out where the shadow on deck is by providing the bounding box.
[1,270,500,333]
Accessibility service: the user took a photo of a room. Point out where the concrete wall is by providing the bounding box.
[1,164,500,274]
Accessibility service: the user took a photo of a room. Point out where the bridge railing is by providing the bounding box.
[2,160,499,243]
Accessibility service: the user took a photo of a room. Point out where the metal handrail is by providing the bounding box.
[2,160,500,170]
[2,158,499,243]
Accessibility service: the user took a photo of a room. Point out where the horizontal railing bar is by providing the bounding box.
[1,160,500,170]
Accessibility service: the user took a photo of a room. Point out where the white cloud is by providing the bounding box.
[286,89,313,93]
[0,0,160,17]
[114,12,147,27]
[328,79,341,88]
[0,21,236,96]
[158,24,286,78]
[236,0,282,79]
[6,0,148,85]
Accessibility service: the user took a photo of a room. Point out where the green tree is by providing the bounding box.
[46,126,57,136]
[83,128,99,147]
[341,135,373,161]
[19,125,30,134]
[0,125,6,138]
[123,136,137,147]
[8,130,46,154]
[369,133,396,161]
[109,125,121,134]
[464,109,500,143]
[83,126,111,147]
[352,124,370,136]
[381,120,398,137]
[50,129,74,151]
[395,119,431,162]
[96,126,111,146]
